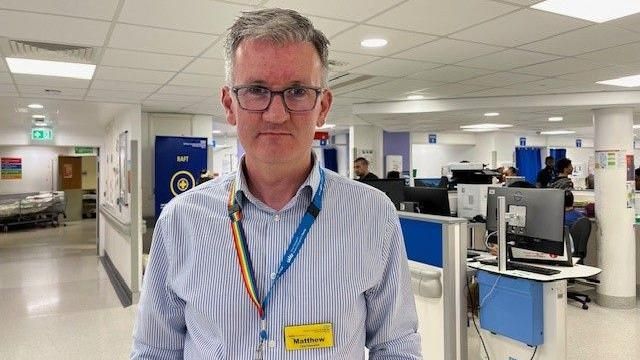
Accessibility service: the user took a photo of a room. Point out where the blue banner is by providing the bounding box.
[155,136,207,218]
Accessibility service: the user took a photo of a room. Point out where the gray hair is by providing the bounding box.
[224,8,330,86]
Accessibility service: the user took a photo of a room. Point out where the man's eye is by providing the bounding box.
[287,88,309,97]
[245,87,269,96]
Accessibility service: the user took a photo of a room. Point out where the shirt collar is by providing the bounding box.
[232,152,322,208]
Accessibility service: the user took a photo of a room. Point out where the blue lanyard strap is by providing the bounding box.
[228,167,326,342]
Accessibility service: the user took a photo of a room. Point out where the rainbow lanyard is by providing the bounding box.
[227,168,325,358]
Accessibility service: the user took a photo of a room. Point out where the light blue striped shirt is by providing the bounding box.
[132,157,421,359]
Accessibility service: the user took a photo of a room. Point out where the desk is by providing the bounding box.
[468,260,600,360]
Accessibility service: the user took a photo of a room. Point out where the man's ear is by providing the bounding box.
[315,89,333,128]
[221,86,236,126]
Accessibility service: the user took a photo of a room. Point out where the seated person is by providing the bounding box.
[504,166,517,177]
[386,170,400,179]
[635,168,640,191]
[564,190,585,229]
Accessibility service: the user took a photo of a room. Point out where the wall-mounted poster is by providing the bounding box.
[1,157,22,180]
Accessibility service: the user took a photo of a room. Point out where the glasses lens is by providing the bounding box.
[237,87,270,111]
[284,87,317,111]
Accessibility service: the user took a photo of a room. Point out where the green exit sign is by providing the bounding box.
[31,127,53,140]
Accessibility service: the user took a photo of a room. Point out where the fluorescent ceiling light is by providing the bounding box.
[361,38,388,48]
[6,58,95,80]
[633,124,640,129]
[28,103,43,109]
[540,130,576,135]
[483,112,500,117]
[211,130,222,134]
[460,123,513,130]
[32,115,45,119]
[317,124,336,130]
[463,128,498,132]
[548,116,564,122]
[407,95,425,100]
[532,0,640,23]
[597,74,640,87]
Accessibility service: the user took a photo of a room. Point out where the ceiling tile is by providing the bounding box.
[0,0,119,20]
[183,58,226,76]
[460,72,543,87]
[12,74,91,88]
[459,87,542,97]
[513,58,604,77]
[142,100,194,111]
[500,0,540,4]
[0,10,111,46]
[419,83,487,98]
[505,78,585,91]
[85,96,139,104]
[331,76,395,95]
[345,78,445,99]
[119,0,249,34]
[94,66,175,84]
[607,12,640,33]
[101,49,194,71]
[109,24,218,56]
[557,65,640,82]
[578,42,640,66]
[393,38,503,64]
[329,25,436,56]
[86,89,150,101]
[169,73,225,88]
[0,72,12,83]
[306,16,356,38]
[0,84,17,92]
[18,85,86,97]
[0,61,7,72]
[457,49,561,71]
[328,51,380,72]
[331,96,377,106]
[147,93,208,103]
[201,39,226,59]
[265,0,403,22]
[407,65,494,82]
[520,24,640,56]
[367,0,517,35]
[156,85,217,97]
[90,80,162,93]
[350,58,440,77]
[450,9,590,47]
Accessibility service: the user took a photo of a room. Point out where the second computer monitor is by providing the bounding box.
[404,186,451,216]
[486,187,566,256]
[359,179,405,209]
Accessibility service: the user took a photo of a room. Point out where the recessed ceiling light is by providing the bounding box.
[483,112,500,117]
[597,74,640,87]
[360,38,388,48]
[540,130,576,135]
[32,115,45,119]
[548,116,564,122]
[6,58,95,80]
[211,130,222,134]
[460,123,513,130]
[633,124,640,129]
[407,95,425,100]
[532,0,640,23]
[28,103,44,109]
[317,124,336,130]
[462,128,498,132]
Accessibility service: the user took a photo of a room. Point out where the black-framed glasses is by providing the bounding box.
[232,85,323,112]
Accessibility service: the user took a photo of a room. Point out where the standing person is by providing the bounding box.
[354,157,379,180]
[536,156,556,188]
[549,158,574,190]
[131,8,421,360]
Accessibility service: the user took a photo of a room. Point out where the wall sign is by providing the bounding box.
[1,157,22,180]
[428,134,437,144]
[519,137,526,146]
[576,139,582,148]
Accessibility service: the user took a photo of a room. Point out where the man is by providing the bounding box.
[549,158,574,190]
[132,8,421,359]
[354,157,379,180]
[536,156,556,188]
[504,166,517,177]
[635,167,640,191]
[564,190,585,229]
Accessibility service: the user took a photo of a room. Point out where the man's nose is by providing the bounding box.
[262,93,288,124]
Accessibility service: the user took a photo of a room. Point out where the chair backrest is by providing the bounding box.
[570,217,591,260]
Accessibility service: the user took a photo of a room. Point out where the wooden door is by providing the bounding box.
[58,156,82,190]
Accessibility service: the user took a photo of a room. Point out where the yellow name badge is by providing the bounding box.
[284,323,334,351]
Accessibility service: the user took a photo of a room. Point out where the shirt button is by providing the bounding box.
[268,340,276,348]
[270,272,276,280]
[274,214,280,222]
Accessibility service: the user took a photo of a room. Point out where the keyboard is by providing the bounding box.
[467,250,482,259]
[478,259,561,276]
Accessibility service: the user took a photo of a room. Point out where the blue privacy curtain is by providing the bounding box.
[549,148,567,165]
[515,147,542,184]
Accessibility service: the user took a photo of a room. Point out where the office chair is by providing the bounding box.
[567,217,593,310]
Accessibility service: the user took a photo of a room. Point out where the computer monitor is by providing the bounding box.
[359,179,405,209]
[403,186,451,216]
[505,176,526,187]
[486,187,567,257]
[413,178,442,187]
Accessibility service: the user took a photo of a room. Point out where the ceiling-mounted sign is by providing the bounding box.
[74,146,94,154]
[576,139,582,148]
[428,134,437,144]
[31,127,53,141]
[519,137,526,146]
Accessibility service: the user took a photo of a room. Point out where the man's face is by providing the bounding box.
[221,39,333,166]
[354,161,367,177]
[546,158,554,167]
